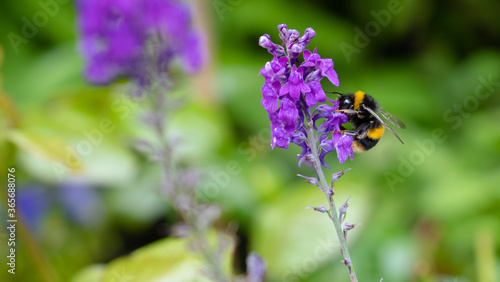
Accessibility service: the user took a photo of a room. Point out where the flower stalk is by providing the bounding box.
[303,110,358,281]
[76,1,266,280]
[259,24,360,281]
[145,74,231,282]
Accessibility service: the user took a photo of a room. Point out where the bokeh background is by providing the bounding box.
[1,0,500,281]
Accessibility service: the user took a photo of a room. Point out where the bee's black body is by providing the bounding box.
[337,91,389,152]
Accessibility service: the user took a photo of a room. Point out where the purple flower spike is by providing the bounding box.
[77,0,205,86]
[259,24,350,166]
[259,24,361,281]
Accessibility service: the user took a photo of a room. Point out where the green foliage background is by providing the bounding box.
[1,0,500,281]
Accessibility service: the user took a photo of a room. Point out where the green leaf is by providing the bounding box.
[72,233,235,282]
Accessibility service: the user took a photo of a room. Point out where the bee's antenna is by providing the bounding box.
[325,91,343,97]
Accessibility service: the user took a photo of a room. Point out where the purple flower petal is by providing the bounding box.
[319,139,335,169]
[281,65,310,101]
[298,28,316,48]
[259,34,285,56]
[287,29,300,43]
[317,59,339,86]
[308,80,326,103]
[302,48,321,67]
[261,83,279,114]
[278,98,299,125]
[271,125,291,149]
[319,112,349,134]
[305,91,316,108]
[318,132,354,166]
[303,49,312,62]
[335,134,354,163]
[279,82,291,97]
[278,23,288,43]
[260,56,287,83]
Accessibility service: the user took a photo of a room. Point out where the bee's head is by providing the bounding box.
[338,94,354,110]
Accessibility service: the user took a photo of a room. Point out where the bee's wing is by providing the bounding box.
[362,104,404,144]
[378,109,406,129]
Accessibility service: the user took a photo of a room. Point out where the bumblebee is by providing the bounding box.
[331,91,406,152]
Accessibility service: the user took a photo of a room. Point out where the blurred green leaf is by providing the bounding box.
[90,233,235,282]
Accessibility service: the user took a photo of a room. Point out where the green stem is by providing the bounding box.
[149,85,230,282]
[304,113,358,282]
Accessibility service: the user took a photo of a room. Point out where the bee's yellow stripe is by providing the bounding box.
[367,126,385,140]
[353,91,365,111]
[352,141,365,152]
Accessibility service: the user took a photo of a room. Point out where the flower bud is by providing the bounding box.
[306,205,328,214]
[297,174,319,187]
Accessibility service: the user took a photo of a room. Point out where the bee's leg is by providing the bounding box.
[335,109,369,119]
[355,123,372,139]
[357,130,368,139]
[333,127,369,139]
[335,109,359,115]
[332,130,358,136]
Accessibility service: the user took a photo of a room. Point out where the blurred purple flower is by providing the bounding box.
[259,25,352,166]
[59,182,105,227]
[17,185,50,234]
[246,252,266,282]
[76,0,205,85]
